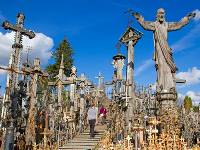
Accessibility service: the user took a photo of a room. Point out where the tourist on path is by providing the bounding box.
[87,103,98,138]
[99,105,107,125]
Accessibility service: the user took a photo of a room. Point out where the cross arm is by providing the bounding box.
[2,21,35,39]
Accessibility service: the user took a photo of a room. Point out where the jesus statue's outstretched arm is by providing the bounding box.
[168,12,196,31]
[132,12,155,31]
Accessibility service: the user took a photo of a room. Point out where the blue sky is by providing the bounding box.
[0,0,200,104]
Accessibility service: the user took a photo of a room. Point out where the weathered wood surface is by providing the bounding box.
[59,125,106,150]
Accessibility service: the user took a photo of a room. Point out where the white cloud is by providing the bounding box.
[186,91,200,105]
[176,67,200,85]
[193,9,200,21]
[0,31,54,95]
[135,59,153,76]
[177,93,185,105]
[0,31,54,66]
[178,91,200,105]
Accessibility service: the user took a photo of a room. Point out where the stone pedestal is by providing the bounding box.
[157,91,177,109]
[156,91,180,136]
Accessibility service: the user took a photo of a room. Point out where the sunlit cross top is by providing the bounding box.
[2,13,35,48]
[95,72,104,89]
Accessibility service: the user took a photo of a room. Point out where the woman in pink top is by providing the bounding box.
[99,105,107,125]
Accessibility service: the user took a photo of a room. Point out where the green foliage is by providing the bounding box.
[193,106,199,112]
[62,90,70,111]
[184,96,193,111]
[46,38,73,78]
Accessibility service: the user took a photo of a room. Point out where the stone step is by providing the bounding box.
[59,146,94,149]
[76,135,102,138]
[64,143,97,146]
[63,140,99,144]
[59,125,106,150]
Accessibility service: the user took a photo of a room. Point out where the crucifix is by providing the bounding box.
[120,26,142,126]
[2,13,35,90]
[2,13,35,150]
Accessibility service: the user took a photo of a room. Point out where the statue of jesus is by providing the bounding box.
[133,8,196,92]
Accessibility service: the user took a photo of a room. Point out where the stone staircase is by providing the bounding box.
[59,125,106,150]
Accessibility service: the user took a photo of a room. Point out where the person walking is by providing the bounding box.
[99,105,107,125]
[87,103,98,138]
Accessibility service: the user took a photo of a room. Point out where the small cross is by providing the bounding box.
[25,46,32,66]
[115,42,121,54]
[124,9,133,27]
[95,72,104,89]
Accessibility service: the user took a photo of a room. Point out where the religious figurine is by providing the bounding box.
[133,8,196,92]
[71,66,77,76]
[112,55,125,80]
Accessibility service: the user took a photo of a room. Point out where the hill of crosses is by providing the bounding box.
[0,7,199,150]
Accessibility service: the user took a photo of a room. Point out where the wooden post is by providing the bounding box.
[25,58,47,147]
[120,27,142,126]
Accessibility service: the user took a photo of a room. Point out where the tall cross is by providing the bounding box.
[95,72,104,90]
[2,13,35,89]
[48,54,74,107]
[25,58,48,147]
[2,13,35,150]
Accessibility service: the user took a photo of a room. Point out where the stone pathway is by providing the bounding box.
[59,125,106,150]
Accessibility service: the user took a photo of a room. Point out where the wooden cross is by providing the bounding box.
[48,54,74,108]
[25,58,48,146]
[126,135,132,150]
[2,13,35,41]
[2,13,35,89]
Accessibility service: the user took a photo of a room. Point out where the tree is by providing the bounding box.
[184,96,193,111]
[193,106,199,112]
[46,38,73,78]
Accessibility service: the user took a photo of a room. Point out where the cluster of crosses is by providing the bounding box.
[0,13,105,150]
[97,10,200,150]
[0,8,199,150]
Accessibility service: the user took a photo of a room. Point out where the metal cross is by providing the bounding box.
[124,9,133,27]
